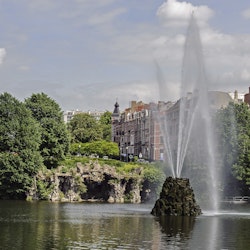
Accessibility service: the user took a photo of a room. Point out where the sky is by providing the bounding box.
[0,0,250,112]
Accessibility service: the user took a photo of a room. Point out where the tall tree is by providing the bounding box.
[216,102,250,195]
[0,93,42,199]
[231,103,250,192]
[25,93,70,168]
[68,113,102,143]
[99,111,112,141]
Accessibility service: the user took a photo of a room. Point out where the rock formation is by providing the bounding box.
[151,177,202,216]
[29,160,150,203]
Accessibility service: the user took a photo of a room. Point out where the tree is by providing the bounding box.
[0,93,42,199]
[99,111,112,141]
[216,102,250,195]
[68,113,102,143]
[231,103,250,192]
[25,93,70,168]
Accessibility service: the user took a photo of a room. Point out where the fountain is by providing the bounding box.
[152,14,220,216]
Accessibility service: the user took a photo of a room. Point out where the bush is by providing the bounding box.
[70,141,119,158]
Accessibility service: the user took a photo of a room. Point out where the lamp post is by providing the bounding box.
[126,146,128,162]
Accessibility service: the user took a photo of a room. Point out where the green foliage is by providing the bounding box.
[68,113,103,143]
[36,179,54,200]
[231,103,250,190]
[143,165,165,184]
[74,175,87,194]
[0,93,43,199]
[142,164,165,197]
[58,156,90,169]
[25,93,70,168]
[216,102,250,194]
[70,141,119,158]
[99,111,112,141]
[116,163,139,174]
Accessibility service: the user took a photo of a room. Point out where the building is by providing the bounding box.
[63,110,83,123]
[111,91,234,162]
[244,87,250,106]
[229,90,245,103]
[112,100,174,162]
[64,109,105,123]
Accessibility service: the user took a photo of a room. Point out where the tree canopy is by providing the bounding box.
[216,102,250,195]
[68,113,103,143]
[99,111,112,141]
[25,93,70,168]
[0,93,43,199]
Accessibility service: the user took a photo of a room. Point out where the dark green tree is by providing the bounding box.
[25,93,70,168]
[0,93,42,199]
[99,111,112,141]
[68,113,102,143]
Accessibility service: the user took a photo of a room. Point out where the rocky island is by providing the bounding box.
[151,177,202,216]
[28,160,161,203]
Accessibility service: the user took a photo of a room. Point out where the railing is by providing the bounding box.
[233,196,249,202]
[223,196,250,204]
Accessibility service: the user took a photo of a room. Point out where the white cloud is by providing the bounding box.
[242,8,250,19]
[1,0,250,111]
[157,0,214,27]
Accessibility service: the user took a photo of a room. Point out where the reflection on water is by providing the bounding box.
[157,216,195,249]
[0,201,250,249]
[189,208,250,250]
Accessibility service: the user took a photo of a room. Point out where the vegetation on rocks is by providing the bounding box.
[151,177,202,216]
[27,156,165,203]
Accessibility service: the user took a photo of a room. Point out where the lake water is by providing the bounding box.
[0,201,250,249]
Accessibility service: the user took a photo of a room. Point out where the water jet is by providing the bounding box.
[152,14,219,215]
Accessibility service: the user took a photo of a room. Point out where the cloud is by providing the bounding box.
[0,48,6,64]
[0,0,250,112]
[157,0,214,27]
[242,8,250,19]
[88,7,127,25]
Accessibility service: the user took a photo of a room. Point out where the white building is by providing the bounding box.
[63,109,105,123]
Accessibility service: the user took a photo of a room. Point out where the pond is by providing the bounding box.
[0,201,249,249]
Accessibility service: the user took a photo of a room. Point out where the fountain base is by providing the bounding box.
[151,177,202,216]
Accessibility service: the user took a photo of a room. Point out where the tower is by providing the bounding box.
[111,101,120,143]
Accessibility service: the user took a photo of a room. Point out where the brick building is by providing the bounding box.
[112,91,233,163]
[112,100,174,161]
